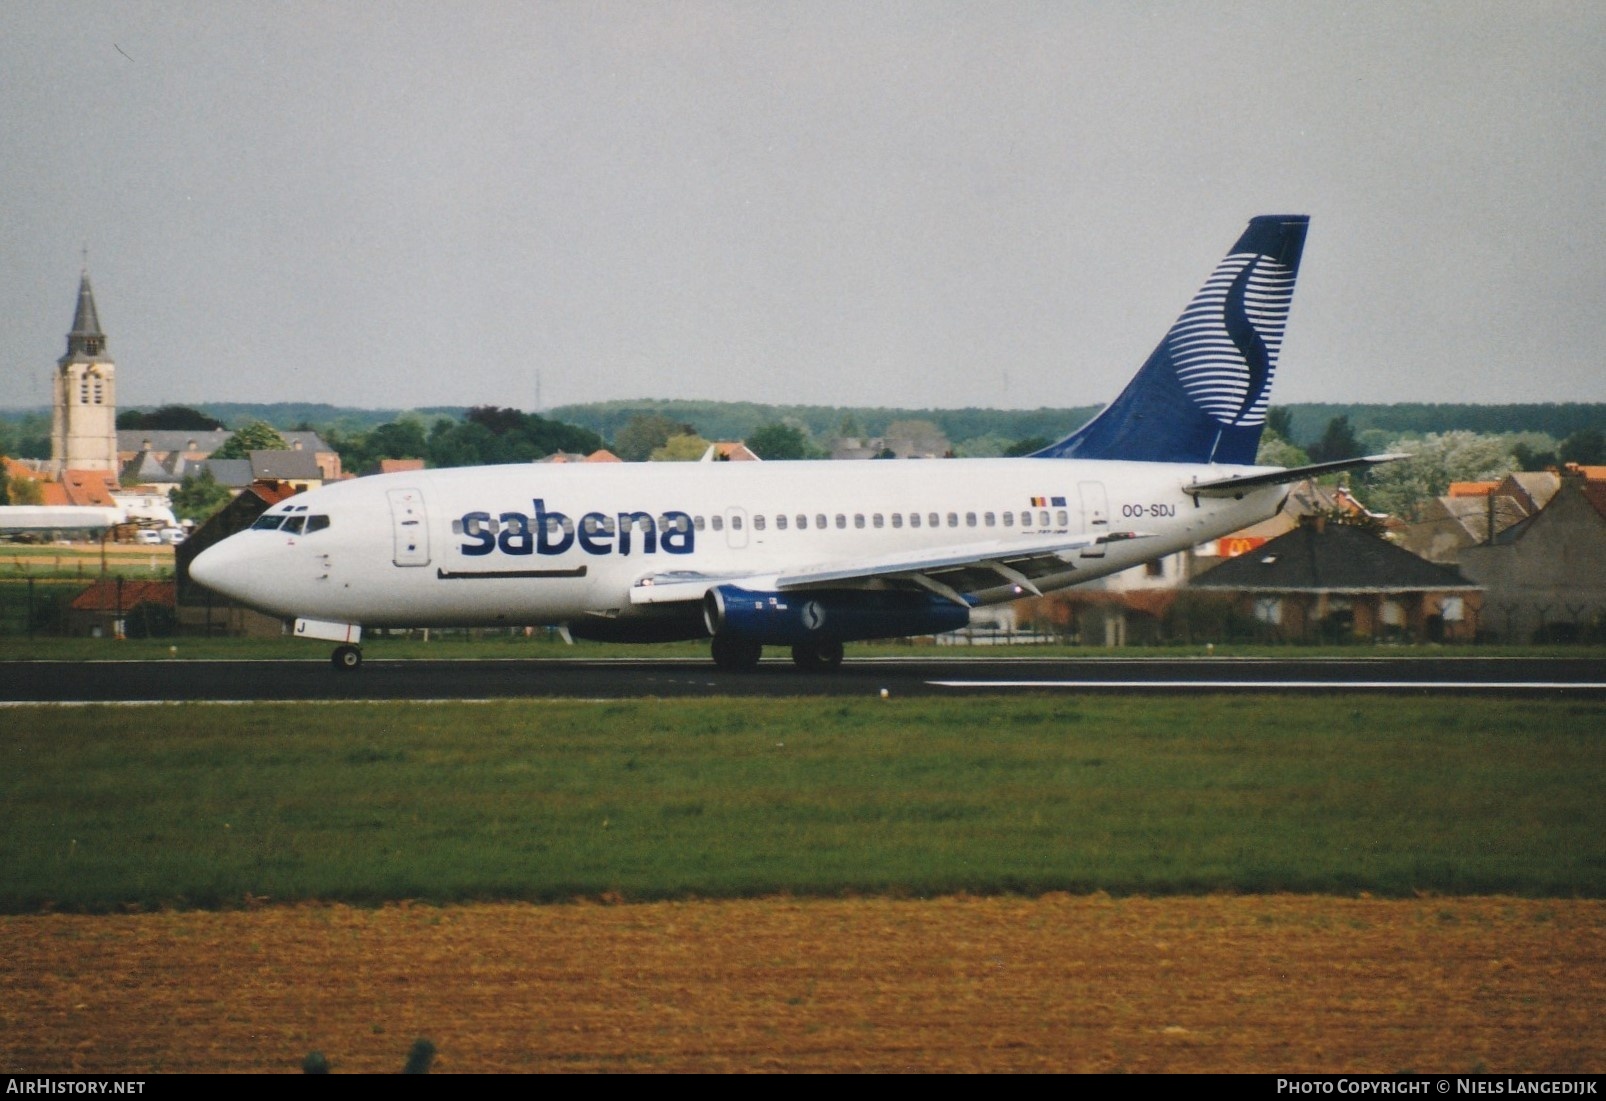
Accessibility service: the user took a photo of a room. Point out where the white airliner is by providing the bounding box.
[191,215,1397,670]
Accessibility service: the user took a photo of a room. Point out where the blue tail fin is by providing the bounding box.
[1033,215,1309,465]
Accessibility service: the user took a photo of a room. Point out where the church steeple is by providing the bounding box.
[63,271,110,362]
[51,266,118,475]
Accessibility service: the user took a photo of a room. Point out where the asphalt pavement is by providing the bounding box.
[3,655,1604,703]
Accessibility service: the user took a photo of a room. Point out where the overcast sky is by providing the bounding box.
[3,2,1602,415]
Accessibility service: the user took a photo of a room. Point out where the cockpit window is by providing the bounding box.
[251,515,285,531]
[306,515,330,533]
[281,516,306,534]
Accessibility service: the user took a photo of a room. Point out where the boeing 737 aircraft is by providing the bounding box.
[191,214,1397,671]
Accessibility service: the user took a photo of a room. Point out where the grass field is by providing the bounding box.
[4,696,1602,911]
[4,694,1603,1073]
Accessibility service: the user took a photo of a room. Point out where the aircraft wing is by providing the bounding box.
[630,528,1149,607]
[1183,453,1410,498]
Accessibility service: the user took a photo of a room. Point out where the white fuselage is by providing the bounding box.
[191,457,1288,630]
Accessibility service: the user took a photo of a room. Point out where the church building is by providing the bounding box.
[50,271,119,475]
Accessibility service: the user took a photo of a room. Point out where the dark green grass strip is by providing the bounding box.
[2,696,1602,911]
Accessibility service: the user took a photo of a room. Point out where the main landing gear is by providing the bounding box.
[331,644,363,671]
[708,637,845,672]
[790,639,844,671]
[710,636,763,672]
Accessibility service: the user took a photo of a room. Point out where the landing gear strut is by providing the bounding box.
[791,640,844,671]
[331,644,363,671]
[710,636,763,672]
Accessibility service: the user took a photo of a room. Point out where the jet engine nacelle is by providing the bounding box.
[703,585,970,645]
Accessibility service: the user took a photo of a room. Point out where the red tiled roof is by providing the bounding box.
[1447,481,1497,498]
[38,483,70,506]
[59,469,121,507]
[70,579,177,611]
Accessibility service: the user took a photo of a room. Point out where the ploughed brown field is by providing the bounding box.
[2,895,1601,1074]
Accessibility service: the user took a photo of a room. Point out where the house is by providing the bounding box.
[537,449,622,464]
[711,441,760,462]
[117,429,343,488]
[196,450,324,494]
[1459,473,1606,643]
[1393,471,1561,565]
[1014,480,1377,646]
[1188,519,1482,643]
[364,457,427,476]
[66,578,176,638]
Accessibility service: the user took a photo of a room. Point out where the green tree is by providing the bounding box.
[1004,436,1051,457]
[6,472,44,505]
[1256,434,1309,468]
[745,423,810,460]
[1265,406,1296,444]
[1559,427,1605,466]
[359,418,430,467]
[615,414,695,462]
[1362,431,1516,517]
[650,433,714,461]
[117,405,225,431]
[1511,440,1558,471]
[170,468,232,524]
[1307,415,1361,464]
[212,421,288,459]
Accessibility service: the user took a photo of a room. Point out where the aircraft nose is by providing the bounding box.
[188,537,249,603]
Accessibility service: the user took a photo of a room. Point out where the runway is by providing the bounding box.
[3,655,1605,703]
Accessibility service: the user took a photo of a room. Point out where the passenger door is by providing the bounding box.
[387,487,430,566]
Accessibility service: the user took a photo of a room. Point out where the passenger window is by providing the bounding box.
[873,514,884,528]
[1003,512,1014,527]
[776,515,788,530]
[965,512,977,527]
[731,514,744,531]
[929,513,940,528]
[947,513,958,528]
[694,516,706,531]
[891,514,903,529]
[1039,511,1050,528]
[306,515,330,534]
[797,515,808,530]
[711,515,724,532]
[910,513,921,528]
[282,516,306,534]
[984,512,995,527]
[753,515,766,531]
[854,514,866,529]
[1056,510,1069,527]
[816,514,827,530]
[835,514,846,529]
[251,515,284,531]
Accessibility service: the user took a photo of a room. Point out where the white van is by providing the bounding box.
[134,529,162,545]
[159,528,186,545]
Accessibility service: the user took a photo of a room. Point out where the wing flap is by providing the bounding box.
[628,530,1149,606]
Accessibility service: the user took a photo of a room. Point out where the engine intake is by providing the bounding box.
[703,585,969,645]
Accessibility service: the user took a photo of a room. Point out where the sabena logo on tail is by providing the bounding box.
[1032,214,1309,466]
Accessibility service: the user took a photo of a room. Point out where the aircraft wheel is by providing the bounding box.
[331,644,363,671]
[791,640,844,671]
[710,636,763,672]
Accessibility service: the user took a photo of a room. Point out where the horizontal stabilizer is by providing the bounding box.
[1184,453,1410,498]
